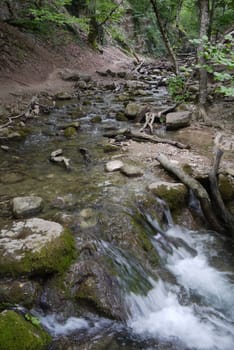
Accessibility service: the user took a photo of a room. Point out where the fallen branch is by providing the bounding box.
[139,103,179,133]
[156,153,225,234]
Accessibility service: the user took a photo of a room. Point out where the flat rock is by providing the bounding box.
[55,92,73,100]
[125,103,145,118]
[0,218,75,276]
[105,160,124,172]
[166,111,191,130]
[120,164,144,177]
[12,196,43,218]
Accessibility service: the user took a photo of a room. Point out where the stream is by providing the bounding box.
[0,72,234,350]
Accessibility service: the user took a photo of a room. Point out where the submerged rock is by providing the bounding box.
[0,310,51,350]
[148,181,188,210]
[120,164,144,177]
[105,160,124,172]
[12,196,43,218]
[0,218,75,277]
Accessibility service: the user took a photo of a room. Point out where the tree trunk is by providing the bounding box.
[149,0,179,75]
[198,0,210,121]
[87,0,98,47]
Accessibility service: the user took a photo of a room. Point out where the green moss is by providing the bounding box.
[103,144,119,153]
[91,116,102,123]
[1,229,76,277]
[150,184,188,211]
[0,310,51,350]
[64,126,77,138]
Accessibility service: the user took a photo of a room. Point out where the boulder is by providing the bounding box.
[148,181,188,210]
[105,160,124,172]
[67,260,126,320]
[0,218,75,276]
[166,111,191,130]
[59,69,80,81]
[12,196,43,218]
[0,310,51,350]
[55,92,73,100]
[125,103,145,119]
[120,164,144,177]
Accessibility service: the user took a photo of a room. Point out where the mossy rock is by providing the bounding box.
[0,310,51,350]
[219,174,234,202]
[0,218,76,277]
[148,181,188,211]
[115,112,128,121]
[103,143,120,153]
[64,126,77,138]
[91,116,102,123]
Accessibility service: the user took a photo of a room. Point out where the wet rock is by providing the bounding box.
[125,103,145,119]
[0,172,24,184]
[0,218,75,277]
[51,194,77,210]
[64,126,77,138]
[0,310,51,350]
[67,260,126,320]
[103,143,120,153]
[105,160,124,172]
[75,80,87,89]
[120,164,144,177]
[148,181,188,210]
[1,145,9,151]
[50,149,71,170]
[55,92,73,100]
[79,208,97,229]
[12,196,43,218]
[166,111,191,130]
[91,115,102,123]
[115,111,128,121]
[0,278,40,309]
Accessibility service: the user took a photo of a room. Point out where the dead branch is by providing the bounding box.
[139,103,179,133]
[156,153,225,234]
[103,128,189,149]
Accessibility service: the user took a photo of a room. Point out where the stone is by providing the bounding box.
[105,160,124,172]
[103,144,119,153]
[12,196,43,218]
[59,69,80,81]
[1,145,9,151]
[148,181,188,210]
[125,103,145,119]
[120,164,144,177]
[166,111,191,130]
[64,126,77,138]
[67,260,126,320]
[0,172,24,184]
[0,310,51,350]
[79,208,97,229]
[0,218,75,276]
[55,92,73,100]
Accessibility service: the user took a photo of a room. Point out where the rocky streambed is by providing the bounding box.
[0,62,234,350]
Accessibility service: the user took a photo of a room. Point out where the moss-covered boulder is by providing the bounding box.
[0,310,51,350]
[0,218,76,277]
[148,181,188,210]
[64,126,77,138]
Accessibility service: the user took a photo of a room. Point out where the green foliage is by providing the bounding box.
[167,74,191,102]
[191,35,234,97]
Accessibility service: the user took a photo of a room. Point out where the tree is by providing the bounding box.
[149,0,179,74]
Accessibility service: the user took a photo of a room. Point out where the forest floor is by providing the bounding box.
[0,22,233,178]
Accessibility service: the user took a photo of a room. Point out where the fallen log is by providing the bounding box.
[156,153,225,234]
[103,128,189,149]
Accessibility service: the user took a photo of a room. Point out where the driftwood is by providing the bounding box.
[103,128,189,149]
[156,153,225,234]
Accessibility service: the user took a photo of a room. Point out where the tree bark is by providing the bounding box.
[208,148,234,235]
[149,0,179,74]
[198,0,210,121]
[156,154,225,234]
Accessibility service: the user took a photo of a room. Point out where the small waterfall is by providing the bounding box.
[126,216,234,350]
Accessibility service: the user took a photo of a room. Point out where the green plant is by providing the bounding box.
[191,35,234,97]
[167,74,191,102]
[25,314,41,328]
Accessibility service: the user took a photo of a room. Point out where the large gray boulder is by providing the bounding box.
[125,103,146,119]
[0,218,75,276]
[12,196,43,218]
[166,111,191,130]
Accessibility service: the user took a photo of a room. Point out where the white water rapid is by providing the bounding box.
[127,226,234,350]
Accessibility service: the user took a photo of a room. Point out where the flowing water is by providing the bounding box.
[1,84,234,349]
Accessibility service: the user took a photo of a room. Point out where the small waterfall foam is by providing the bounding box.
[39,314,89,336]
[127,225,234,350]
